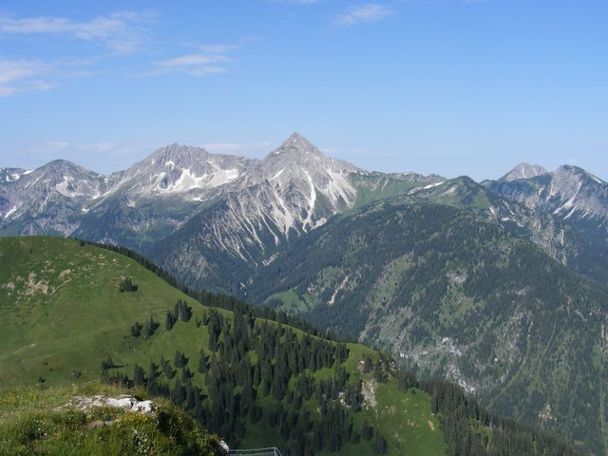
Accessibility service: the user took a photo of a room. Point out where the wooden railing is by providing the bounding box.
[227,448,283,456]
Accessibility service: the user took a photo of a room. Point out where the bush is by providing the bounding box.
[119,277,138,292]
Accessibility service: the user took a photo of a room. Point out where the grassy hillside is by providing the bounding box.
[0,381,221,455]
[0,236,193,387]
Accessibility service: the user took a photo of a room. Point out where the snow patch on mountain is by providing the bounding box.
[408,181,445,194]
[4,206,17,219]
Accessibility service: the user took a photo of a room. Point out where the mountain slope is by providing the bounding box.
[0,236,582,456]
[399,175,608,285]
[248,200,608,455]
[0,236,195,385]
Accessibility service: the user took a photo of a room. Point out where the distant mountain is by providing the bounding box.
[486,164,608,284]
[108,143,253,196]
[489,165,608,226]
[0,133,441,289]
[71,144,255,250]
[0,143,258,248]
[150,134,366,291]
[499,162,548,182]
[0,160,107,236]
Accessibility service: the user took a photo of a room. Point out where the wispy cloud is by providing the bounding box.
[0,59,50,96]
[334,3,393,26]
[0,58,94,97]
[0,11,156,54]
[153,44,239,77]
[273,0,320,4]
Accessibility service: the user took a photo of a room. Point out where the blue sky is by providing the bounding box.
[0,0,607,180]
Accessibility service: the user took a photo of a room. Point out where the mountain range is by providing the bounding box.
[3,133,608,454]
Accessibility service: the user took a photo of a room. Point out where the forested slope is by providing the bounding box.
[249,201,608,455]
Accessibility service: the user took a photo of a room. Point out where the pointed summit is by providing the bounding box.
[500,162,547,182]
[269,132,321,157]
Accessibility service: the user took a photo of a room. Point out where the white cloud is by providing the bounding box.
[153,44,238,77]
[0,58,94,96]
[334,3,393,26]
[0,11,155,54]
[198,44,239,54]
[0,59,54,96]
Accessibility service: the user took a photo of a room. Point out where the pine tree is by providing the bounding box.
[165,311,176,330]
[143,316,159,337]
[373,430,388,454]
[119,277,138,292]
[133,364,145,387]
[173,377,186,405]
[198,352,209,374]
[130,321,142,337]
[174,351,188,369]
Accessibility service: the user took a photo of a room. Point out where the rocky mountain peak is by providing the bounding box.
[18,159,105,199]
[269,133,322,158]
[148,144,211,166]
[500,162,547,182]
[264,133,358,174]
[34,159,92,175]
[106,143,253,197]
